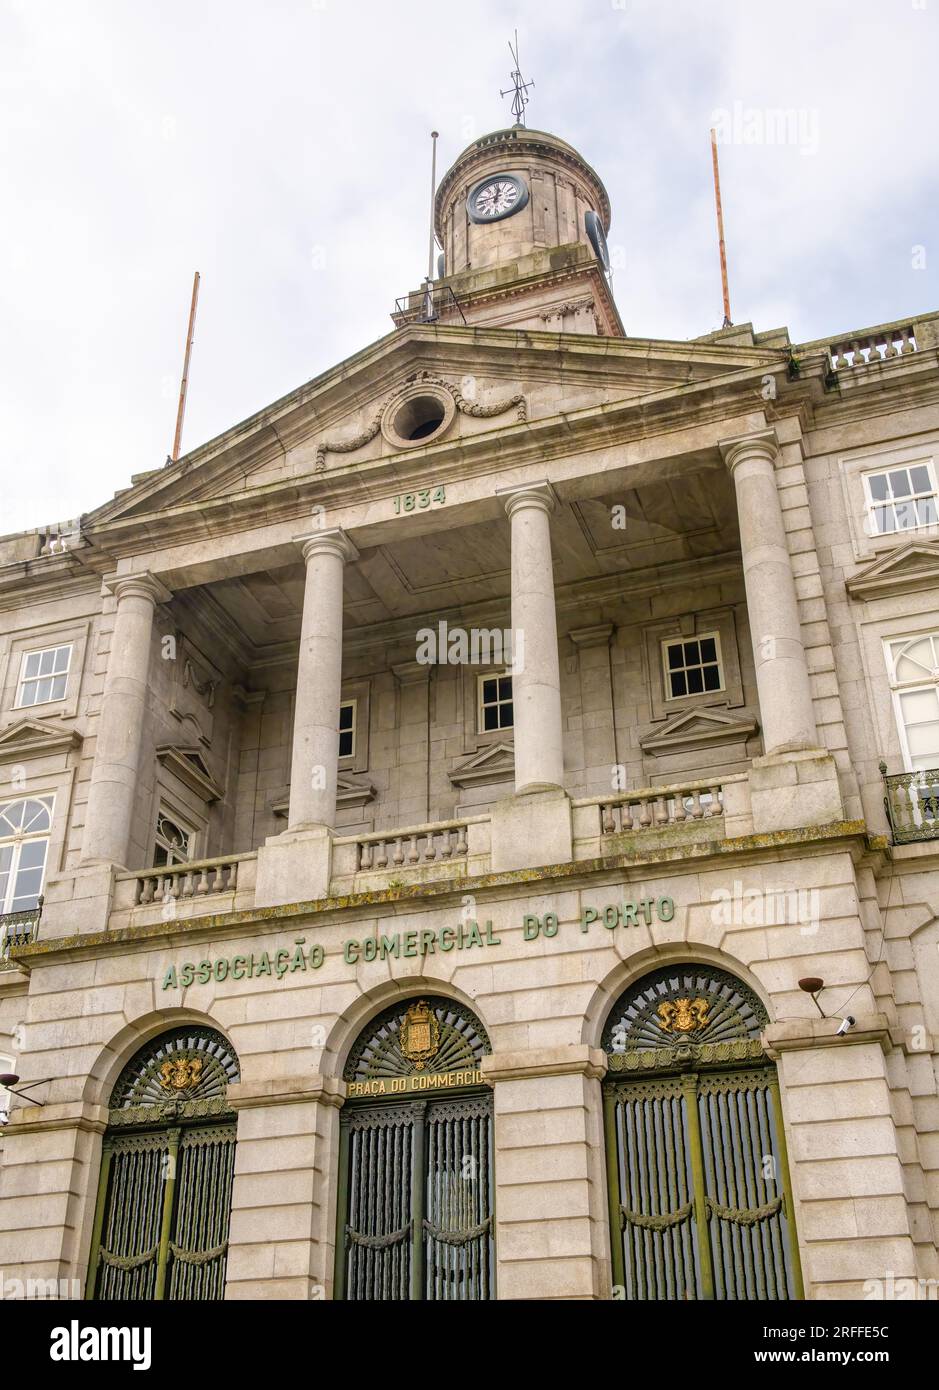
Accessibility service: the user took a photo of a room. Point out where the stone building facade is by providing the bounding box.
[0,123,938,1301]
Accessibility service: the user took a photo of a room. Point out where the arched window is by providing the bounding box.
[337,996,494,1302]
[87,1026,239,1301]
[0,795,52,918]
[602,965,803,1300]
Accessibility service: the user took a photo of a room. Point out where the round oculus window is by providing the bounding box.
[380,387,456,450]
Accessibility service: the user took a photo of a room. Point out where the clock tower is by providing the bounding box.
[393,124,624,337]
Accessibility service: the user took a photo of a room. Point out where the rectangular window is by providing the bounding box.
[662,634,724,700]
[339,700,356,759]
[152,809,195,868]
[16,645,72,708]
[477,672,513,732]
[864,462,938,536]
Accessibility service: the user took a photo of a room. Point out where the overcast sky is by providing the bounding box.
[2,0,936,535]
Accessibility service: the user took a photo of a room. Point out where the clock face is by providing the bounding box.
[467,173,529,224]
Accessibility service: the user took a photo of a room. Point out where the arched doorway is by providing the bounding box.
[86,1025,239,1300]
[336,996,494,1301]
[601,965,803,1300]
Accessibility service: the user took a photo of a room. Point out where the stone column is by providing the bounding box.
[288,530,358,830]
[81,573,170,867]
[498,482,564,792]
[481,1045,611,1299]
[721,431,818,755]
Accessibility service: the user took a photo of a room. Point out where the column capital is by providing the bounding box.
[719,428,779,474]
[496,479,557,519]
[294,527,359,566]
[103,572,172,605]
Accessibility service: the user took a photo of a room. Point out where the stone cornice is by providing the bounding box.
[763,1012,892,1058]
[11,819,871,967]
[227,1075,345,1110]
[481,1045,606,1084]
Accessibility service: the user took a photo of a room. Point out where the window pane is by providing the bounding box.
[483,705,499,731]
[23,651,41,678]
[684,640,700,665]
[910,464,932,494]
[704,665,721,691]
[481,678,497,704]
[867,472,889,501]
[891,468,912,497]
[498,676,512,701]
[49,674,67,700]
[899,688,939,723]
[699,637,717,663]
[907,724,939,757]
[666,644,682,670]
[17,840,47,870]
[917,497,937,527]
[52,646,71,673]
[339,704,353,731]
[338,731,353,757]
[670,672,687,697]
[501,702,513,728]
[687,667,704,694]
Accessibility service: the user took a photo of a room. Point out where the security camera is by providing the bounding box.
[835,1016,856,1037]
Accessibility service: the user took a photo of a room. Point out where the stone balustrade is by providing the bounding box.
[598,780,724,834]
[111,854,258,924]
[330,815,492,893]
[828,325,916,370]
[572,774,752,859]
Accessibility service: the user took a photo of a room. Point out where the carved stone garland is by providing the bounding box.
[314,372,527,471]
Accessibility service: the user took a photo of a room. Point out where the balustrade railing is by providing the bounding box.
[127,855,250,906]
[0,897,43,958]
[880,762,939,843]
[594,781,724,836]
[827,325,916,371]
[354,818,472,872]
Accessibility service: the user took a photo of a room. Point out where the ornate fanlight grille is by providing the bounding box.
[603,964,767,1072]
[344,996,490,1081]
[338,997,494,1301]
[109,1026,240,1127]
[601,965,802,1300]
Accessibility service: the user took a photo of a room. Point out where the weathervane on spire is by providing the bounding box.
[500,30,534,127]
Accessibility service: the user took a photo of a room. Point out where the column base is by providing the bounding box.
[490,786,573,873]
[40,863,119,938]
[749,749,844,833]
[254,824,333,908]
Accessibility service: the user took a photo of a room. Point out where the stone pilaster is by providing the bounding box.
[481,1045,610,1299]
[224,1076,344,1300]
[764,1015,919,1299]
[80,572,170,868]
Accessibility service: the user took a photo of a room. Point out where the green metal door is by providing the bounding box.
[337,996,494,1301]
[87,1026,240,1302]
[602,966,803,1301]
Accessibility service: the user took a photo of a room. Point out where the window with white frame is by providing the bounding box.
[0,796,53,915]
[477,672,513,733]
[338,700,356,759]
[16,645,72,708]
[662,633,724,700]
[885,633,939,773]
[152,809,195,868]
[864,462,938,536]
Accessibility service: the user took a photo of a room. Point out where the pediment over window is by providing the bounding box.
[270,775,377,818]
[846,542,939,599]
[448,741,515,788]
[0,718,82,762]
[155,745,224,802]
[639,708,758,755]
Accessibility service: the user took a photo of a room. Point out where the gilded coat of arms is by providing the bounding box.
[158,1056,204,1091]
[657,998,709,1034]
[399,1000,441,1070]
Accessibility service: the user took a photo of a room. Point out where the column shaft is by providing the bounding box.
[81,574,167,867]
[289,530,357,829]
[500,484,564,792]
[723,434,818,755]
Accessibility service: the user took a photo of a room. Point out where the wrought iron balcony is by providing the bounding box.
[392,282,467,327]
[0,897,43,959]
[880,763,939,843]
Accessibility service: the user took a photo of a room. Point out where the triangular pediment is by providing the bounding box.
[846,542,939,599]
[83,321,789,527]
[155,745,223,802]
[640,708,758,755]
[270,775,377,818]
[448,741,515,788]
[0,718,82,762]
